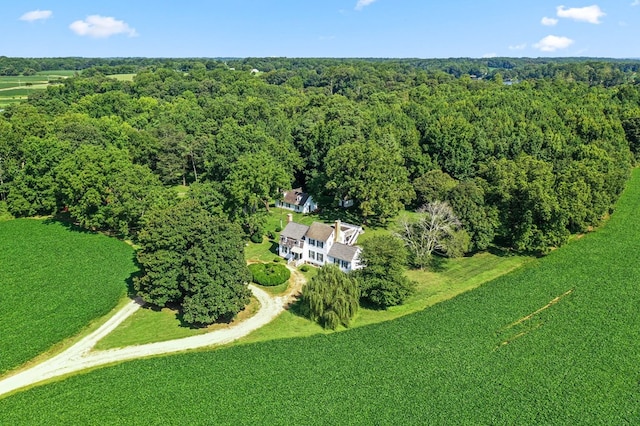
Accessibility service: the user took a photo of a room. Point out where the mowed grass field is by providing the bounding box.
[0,219,137,375]
[2,169,640,423]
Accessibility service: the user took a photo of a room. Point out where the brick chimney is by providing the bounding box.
[287,213,293,224]
[334,220,341,243]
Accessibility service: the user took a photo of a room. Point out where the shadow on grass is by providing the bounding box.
[286,298,308,320]
[426,255,448,273]
[125,251,142,299]
[269,241,279,255]
[317,206,362,225]
[42,213,94,234]
[173,307,237,330]
[487,246,517,257]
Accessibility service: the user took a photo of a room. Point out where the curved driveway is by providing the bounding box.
[0,283,291,398]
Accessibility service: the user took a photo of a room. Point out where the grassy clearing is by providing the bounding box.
[95,297,260,350]
[2,170,640,423]
[107,73,136,81]
[0,219,137,375]
[240,250,529,344]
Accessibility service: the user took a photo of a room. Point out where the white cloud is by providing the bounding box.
[556,5,605,24]
[632,0,640,6]
[509,43,527,51]
[355,0,376,11]
[482,53,497,58]
[534,35,574,52]
[69,15,138,38]
[19,10,52,22]
[541,17,558,26]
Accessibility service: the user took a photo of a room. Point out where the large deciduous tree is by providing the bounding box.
[324,137,414,224]
[135,199,251,326]
[355,235,416,308]
[224,150,291,235]
[396,201,469,269]
[55,145,167,235]
[300,264,359,330]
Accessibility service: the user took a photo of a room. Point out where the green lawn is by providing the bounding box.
[3,170,640,423]
[0,219,137,375]
[94,297,261,350]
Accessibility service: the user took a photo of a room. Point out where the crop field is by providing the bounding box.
[0,71,73,107]
[0,219,137,375]
[1,169,639,423]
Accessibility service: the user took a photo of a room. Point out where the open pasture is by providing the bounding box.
[0,219,137,375]
[2,169,639,423]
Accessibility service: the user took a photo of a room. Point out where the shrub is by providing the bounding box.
[250,231,263,244]
[275,226,282,233]
[248,262,291,286]
[273,257,282,263]
[267,231,275,240]
[299,265,310,272]
[0,201,14,221]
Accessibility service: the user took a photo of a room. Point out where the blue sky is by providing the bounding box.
[2,1,640,58]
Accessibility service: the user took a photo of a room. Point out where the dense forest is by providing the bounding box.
[1,57,640,257]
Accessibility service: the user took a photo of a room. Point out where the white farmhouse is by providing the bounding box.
[275,188,318,214]
[278,216,363,272]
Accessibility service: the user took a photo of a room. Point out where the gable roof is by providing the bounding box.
[282,188,310,207]
[280,222,309,241]
[306,222,334,242]
[328,243,360,262]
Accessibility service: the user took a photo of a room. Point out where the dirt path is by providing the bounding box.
[0,281,303,398]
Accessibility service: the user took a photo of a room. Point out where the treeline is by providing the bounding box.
[3,56,640,86]
[1,58,639,254]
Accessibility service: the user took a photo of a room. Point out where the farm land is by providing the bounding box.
[1,170,640,423]
[0,219,137,375]
[0,71,134,107]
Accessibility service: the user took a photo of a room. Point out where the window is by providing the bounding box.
[341,260,350,269]
[308,239,316,247]
[309,250,315,260]
[333,258,339,264]
[281,246,288,254]
[317,253,324,263]
[317,241,324,249]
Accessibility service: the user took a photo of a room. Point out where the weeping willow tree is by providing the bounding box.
[300,264,360,330]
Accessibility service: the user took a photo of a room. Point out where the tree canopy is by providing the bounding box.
[0,57,637,254]
[355,235,416,308]
[134,199,251,325]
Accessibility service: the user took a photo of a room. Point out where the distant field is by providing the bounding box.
[2,169,639,423]
[0,71,74,106]
[0,219,137,375]
[108,73,136,81]
[35,70,78,77]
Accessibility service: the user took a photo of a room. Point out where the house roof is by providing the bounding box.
[328,243,360,262]
[280,222,309,241]
[282,188,310,207]
[306,222,334,242]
